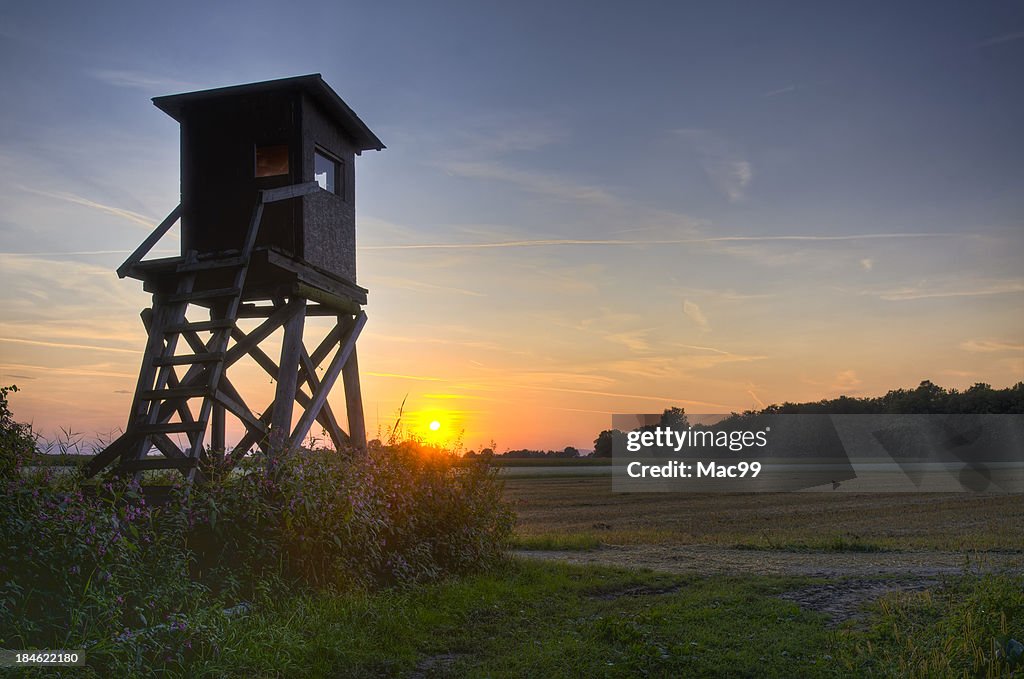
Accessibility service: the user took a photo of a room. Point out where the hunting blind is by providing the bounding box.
[86,74,384,482]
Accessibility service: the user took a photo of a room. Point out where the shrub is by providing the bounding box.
[0,391,514,671]
[0,385,35,478]
[185,442,515,589]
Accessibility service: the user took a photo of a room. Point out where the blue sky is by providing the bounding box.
[1,1,1022,450]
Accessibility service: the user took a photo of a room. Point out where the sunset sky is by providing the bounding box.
[1,2,1022,452]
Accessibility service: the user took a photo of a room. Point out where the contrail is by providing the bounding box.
[360,233,956,251]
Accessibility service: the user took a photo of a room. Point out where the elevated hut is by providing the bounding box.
[86,74,383,482]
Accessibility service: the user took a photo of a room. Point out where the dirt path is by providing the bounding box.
[516,545,1024,624]
[515,544,1023,579]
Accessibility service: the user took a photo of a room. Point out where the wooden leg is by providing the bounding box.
[269,299,306,462]
[211,404,225,454]
[343,346,366,450]
[289,312,365,449]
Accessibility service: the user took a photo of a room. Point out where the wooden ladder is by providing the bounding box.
[115,201,267,482]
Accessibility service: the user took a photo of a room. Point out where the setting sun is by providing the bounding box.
[429,420,441,432]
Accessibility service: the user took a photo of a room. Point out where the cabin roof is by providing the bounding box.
[152,74,385,153]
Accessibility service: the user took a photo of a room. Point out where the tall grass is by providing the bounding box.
[0,385,515,674]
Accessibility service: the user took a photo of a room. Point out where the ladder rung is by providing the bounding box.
[166,319,235,333]
[139,386,210,401]
[153,352,225,366]
[134,422,205,435]
[166,287,241,303]
[117,457,198,472]
[177,256,246,272]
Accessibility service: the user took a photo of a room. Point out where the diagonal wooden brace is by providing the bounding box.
[289,311,366,448]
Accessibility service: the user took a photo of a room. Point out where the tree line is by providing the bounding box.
[592,381,1024,457]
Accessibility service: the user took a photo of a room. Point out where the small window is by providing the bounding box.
[255,145,289,177]
[314,149,343,197]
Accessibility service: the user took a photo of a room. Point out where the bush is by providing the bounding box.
[186,442,514,589]
[0,391,514,672]
[0,385,35,478]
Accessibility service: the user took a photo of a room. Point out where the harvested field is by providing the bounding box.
[504,476,1024,552]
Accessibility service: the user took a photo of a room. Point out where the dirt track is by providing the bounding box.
[515,544,1024,579]
[516,545,1024,624]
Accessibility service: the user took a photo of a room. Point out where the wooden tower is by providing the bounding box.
[86,74,384,482]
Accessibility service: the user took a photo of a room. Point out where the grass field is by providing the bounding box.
[42,559,1015,678]
[13,458,1024,676]
[505,477,1024,552]
[474,476,1024,677]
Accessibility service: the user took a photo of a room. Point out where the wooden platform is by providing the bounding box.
[124,246,367,313]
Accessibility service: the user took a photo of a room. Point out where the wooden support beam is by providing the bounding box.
[260,181,320,203]
[298,348,347,451]
[225,298,304,364]
[342,346,366,450]
[211,404,226,453]
[268,299,306,458]
[266,249,367,305]
[233,333,344,448]
[214,389,269,438]
[150,433,187,460]
[84,433,130,476]
[116,205,181,278]
[293,282,361,315]
[229,408,273,463]
[290,312,366,448]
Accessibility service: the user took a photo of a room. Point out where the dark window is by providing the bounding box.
[255,145,289,177]
[314,149,343,197]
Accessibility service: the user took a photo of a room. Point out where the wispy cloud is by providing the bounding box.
[831,370,862,391]
[518,384,732,410]
[800,370,865,395]
[364,371,447,382]
[0,337,138,355]
[0,250,143,257]
[675,287,775,302]
[438,160,617,206]
[682,300,710,332]
[878,280,1024,300]
[455,116,566,154]
[0,362,134,379]
[604,330,653,353]
[88,69,196,92]
[747,386,767,408]
[673,128,753,202]
[16,186,159,230]
[676,343,731,355]
[763,84,798,98]
[369,275,487,297]
[977,31,1024,48]
[960,339,1024,353]
[361,232,951,251]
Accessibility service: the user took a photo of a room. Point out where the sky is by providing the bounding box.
[1,1,1022,453]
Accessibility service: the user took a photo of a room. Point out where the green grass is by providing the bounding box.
[19,559,1024,677]
[512,529,893,552]
[733,533,892,553]
[846,573,1024,677]
[156,560,843,678]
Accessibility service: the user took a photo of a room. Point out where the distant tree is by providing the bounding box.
[659,407,689,430]
[593,429,625,458]
[562,446,579,458]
